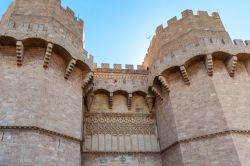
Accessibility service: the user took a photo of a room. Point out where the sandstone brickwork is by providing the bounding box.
[0,1,250,166]
[147,10,250,166]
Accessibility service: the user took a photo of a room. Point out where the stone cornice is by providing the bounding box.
[161,129,250,154]
[85,112,153,117]
[85,113,156,135]
[0,126,81,143]
[94,70,148,75]
[94,72,148,80]
[82,151,160,154]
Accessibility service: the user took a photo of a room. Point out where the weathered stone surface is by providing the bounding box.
[180,135,242,166]
[82,153,162,166]
[0,48,83,139]
[161,144,183,166]
[1,1,250,166]
[0,130,80,166]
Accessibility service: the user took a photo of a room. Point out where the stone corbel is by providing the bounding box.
[127,93,132,110]
[43,43,53,68]
[82,72,94,89]
[158,75,170,92]
[16,41,24,65]
[180,65,190,85]
[64,59,77,79]
[205,54,213,76]
[151,86,163,100]
[226,56,238,77]
[83,83,94,97]
[109,92,113,109]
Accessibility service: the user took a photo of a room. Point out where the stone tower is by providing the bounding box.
[1,1,250,166]
[146,10,250,166]
[0,0,93,165]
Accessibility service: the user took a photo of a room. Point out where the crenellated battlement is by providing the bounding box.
[60,5,84,26]
[155,10,221,34]
[143,10,230,70]
[82,49,94,68]
[147,37,250,86]
[93,63,147,74]
[2,4,250,165]
[0,0,85,61]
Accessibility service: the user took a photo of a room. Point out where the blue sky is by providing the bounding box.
[1,1,250,67]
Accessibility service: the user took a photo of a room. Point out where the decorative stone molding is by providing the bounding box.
[83,83,94,97]
[16,41,24,65]
[94,72,147,80]
[161,129,250,154]
[43,43,53,68]
[127,93,132,110]
[205,54,213,76]
[0,126,81,143]
[0,35,92,74]
[82,72,94,89]
[64,59,77,79]
[151,86,163,100]
[158,75,170,92]
[85,113,155,135]
[226,56,238,77]
[180,65,190,85]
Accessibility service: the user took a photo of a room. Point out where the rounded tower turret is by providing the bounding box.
[146,10,250,166]
[0,0,93,165]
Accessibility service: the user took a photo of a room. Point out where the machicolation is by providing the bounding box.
[1,1,250,166]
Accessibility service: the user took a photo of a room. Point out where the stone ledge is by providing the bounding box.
[82,151,160,154]
[160,129,250,154]
[94,68,148,75]
[0,126,81,143]
[85,112,154,117]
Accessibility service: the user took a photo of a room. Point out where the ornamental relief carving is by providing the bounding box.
[94,73,147,80]
[85,113,156,135]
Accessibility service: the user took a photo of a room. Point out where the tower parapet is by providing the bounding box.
[93,63,147,73]
[0,1,94,165]
[143,10,230,70]
[147,37,250,86]
[0,0,92,66]
[2,3,250,165]
[144,10,250,166]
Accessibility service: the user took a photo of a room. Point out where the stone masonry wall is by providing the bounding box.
[0,130,80,166]
[161,144,183,166]
[212,60,250,131]
[0,0,87,62]
[0,46,83,139]
[232,133,250,166]
[180,134,241,166]
[82,153,162,166]
[156,61,228,149]
[2,2,250,165]
[144,10,230,69]
[155,58,250,165]
[166,61,228,140]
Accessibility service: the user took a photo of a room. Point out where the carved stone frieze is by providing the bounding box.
[94,72,147,80]
[85,113,155,135]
